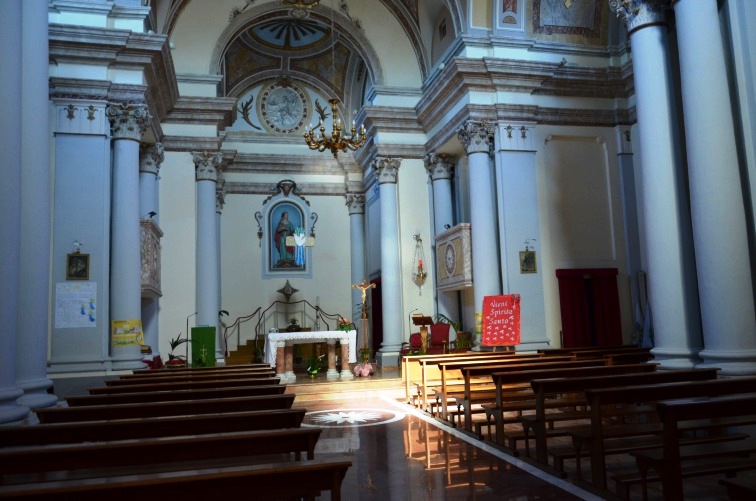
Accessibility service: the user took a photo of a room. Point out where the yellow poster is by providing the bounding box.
[112,320,144,347]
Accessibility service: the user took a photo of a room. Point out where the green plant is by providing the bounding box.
[306,352,324,375]
[359,347,371,364]
[434,313,461,334]
[168,333,188,361]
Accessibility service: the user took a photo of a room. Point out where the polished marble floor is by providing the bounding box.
[290,366,756,500]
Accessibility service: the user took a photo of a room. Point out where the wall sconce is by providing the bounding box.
[254,211,263,247]
[412,234,427,291]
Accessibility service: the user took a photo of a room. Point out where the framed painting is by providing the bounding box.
[519,250,537,274]
[66,253,90,280]
[269,201,305,272]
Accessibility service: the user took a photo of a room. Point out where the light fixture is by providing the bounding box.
[302,0,366,158]
[304,99,366,158]
[412,234,427,290]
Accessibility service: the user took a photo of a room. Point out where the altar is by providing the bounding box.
[265,330,357,381]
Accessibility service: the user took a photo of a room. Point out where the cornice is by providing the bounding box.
[162,136,223,152]
[165,96,237,129]
[226,181,348,196]
[222,153,345,175]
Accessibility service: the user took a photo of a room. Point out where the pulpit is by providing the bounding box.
[412,314,433,354]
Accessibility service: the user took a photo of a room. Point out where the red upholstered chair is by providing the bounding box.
[400,333,422,356]
[427,322,450,354]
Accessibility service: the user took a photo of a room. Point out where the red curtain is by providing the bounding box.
[556,268,622,348]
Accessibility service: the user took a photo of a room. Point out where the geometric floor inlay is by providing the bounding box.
[302,408,405,428]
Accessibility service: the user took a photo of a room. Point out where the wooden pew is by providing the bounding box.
[36,394,295,424]
[538,344,640,355]
[402,352,535,408]
[448,358,607,429]
[130,363,270,375]
[88,376,281,394]
[632,394,756,500]
[0,428,323,482]
[719,477,756,501]
[0,458,352,501]
[66,384,286,406]
[0,408,306,447]
[527,368,718,465]
[104,370,276,386]
[577,377,756,491]
[483,363,659,453]
[120,365,275,379]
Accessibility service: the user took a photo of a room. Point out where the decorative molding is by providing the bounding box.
[162,136,224,152]
[609,0,670,35]
[457,121,495,155]
[139,143,164,175]
[140,218,163,299]
[424,153,454,181]
[165,96,237,128]
[192,151,223,182]
[107,103,151,141]
[345,193,366,215]
[373,157,401,184]
[435,223,472,291]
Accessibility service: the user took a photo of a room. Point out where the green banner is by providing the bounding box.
[191,326,216,367]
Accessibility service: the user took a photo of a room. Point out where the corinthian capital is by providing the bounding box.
[373,157,401,185]
[345,193,366,215]
[140,143,164,175]
[106,103,151,141]
[457,121,495,156]
[424,153,454,181]
[609,0,670,34]
[192,151,223,182]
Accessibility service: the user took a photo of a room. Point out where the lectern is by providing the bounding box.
[412,313,433,354]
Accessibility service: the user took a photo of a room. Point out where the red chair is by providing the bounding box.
[400,333,422,356]
[427,322,450,354]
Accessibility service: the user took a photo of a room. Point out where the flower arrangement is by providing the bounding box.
[306,353,324,376]
[337,317,353,332]
[354,348,372,377]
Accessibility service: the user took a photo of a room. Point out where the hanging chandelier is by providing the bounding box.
[304,98,366,158]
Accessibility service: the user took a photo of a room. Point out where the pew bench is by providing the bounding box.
[105,370,276,386]
[88,376,281,394]
[630,393,756,500]
[719,477,756,501]
[65,384,286,406]
[0,458,352,501]
[0,428,322,484]
[36,394,296,424]
[526,368,717,465]
[131,363,270,375]
[0,408,306,447]
[572,377,756,492]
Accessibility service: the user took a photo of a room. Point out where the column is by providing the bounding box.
[457,121,501,348]
[16,0,56,411]
[107,103,151,370]
[674,0,756,374]
[610,0,702,368]
[193,151,223,361]
[495,123,549,349]
[374,158,404,366]
[345,193,367,339]
[0,0,29,424]
[139,143,163,364]
[216,177,226,359]
[614,126,645,343]
[424,153,459,339]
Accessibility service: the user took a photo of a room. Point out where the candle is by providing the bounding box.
[418,259,423,269]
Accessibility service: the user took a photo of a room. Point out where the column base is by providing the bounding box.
[327,368,340,380]
[697,348,756,376]
[376,350,400,368]
[284,371,296,382]
[339,369,354,380]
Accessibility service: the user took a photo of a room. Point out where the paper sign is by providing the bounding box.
[482,294,521,346]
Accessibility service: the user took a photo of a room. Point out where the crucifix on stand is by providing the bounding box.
[352,279,376,352]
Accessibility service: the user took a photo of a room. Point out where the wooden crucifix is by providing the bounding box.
[352,279,376,351]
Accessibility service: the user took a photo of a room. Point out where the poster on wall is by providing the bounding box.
[111,320,144,347]
[55,282,96,329]
[481,294,521,347]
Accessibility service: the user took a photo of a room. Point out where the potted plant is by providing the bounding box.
[286,317,301,332]
[306,352,324,377]
[434,313,471,352]
[166,333,188,368]
[353,348,372,377]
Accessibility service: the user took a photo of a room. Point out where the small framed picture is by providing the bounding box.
[66,253,90,280]
[519,250,537,274]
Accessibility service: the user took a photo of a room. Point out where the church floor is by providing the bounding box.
[289,366,756,500]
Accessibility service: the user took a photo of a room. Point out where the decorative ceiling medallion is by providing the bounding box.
[258,81,309,134]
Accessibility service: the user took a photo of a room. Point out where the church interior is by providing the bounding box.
[1,0,756,499]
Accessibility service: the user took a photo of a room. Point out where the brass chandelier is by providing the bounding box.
[304,98,366,158]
